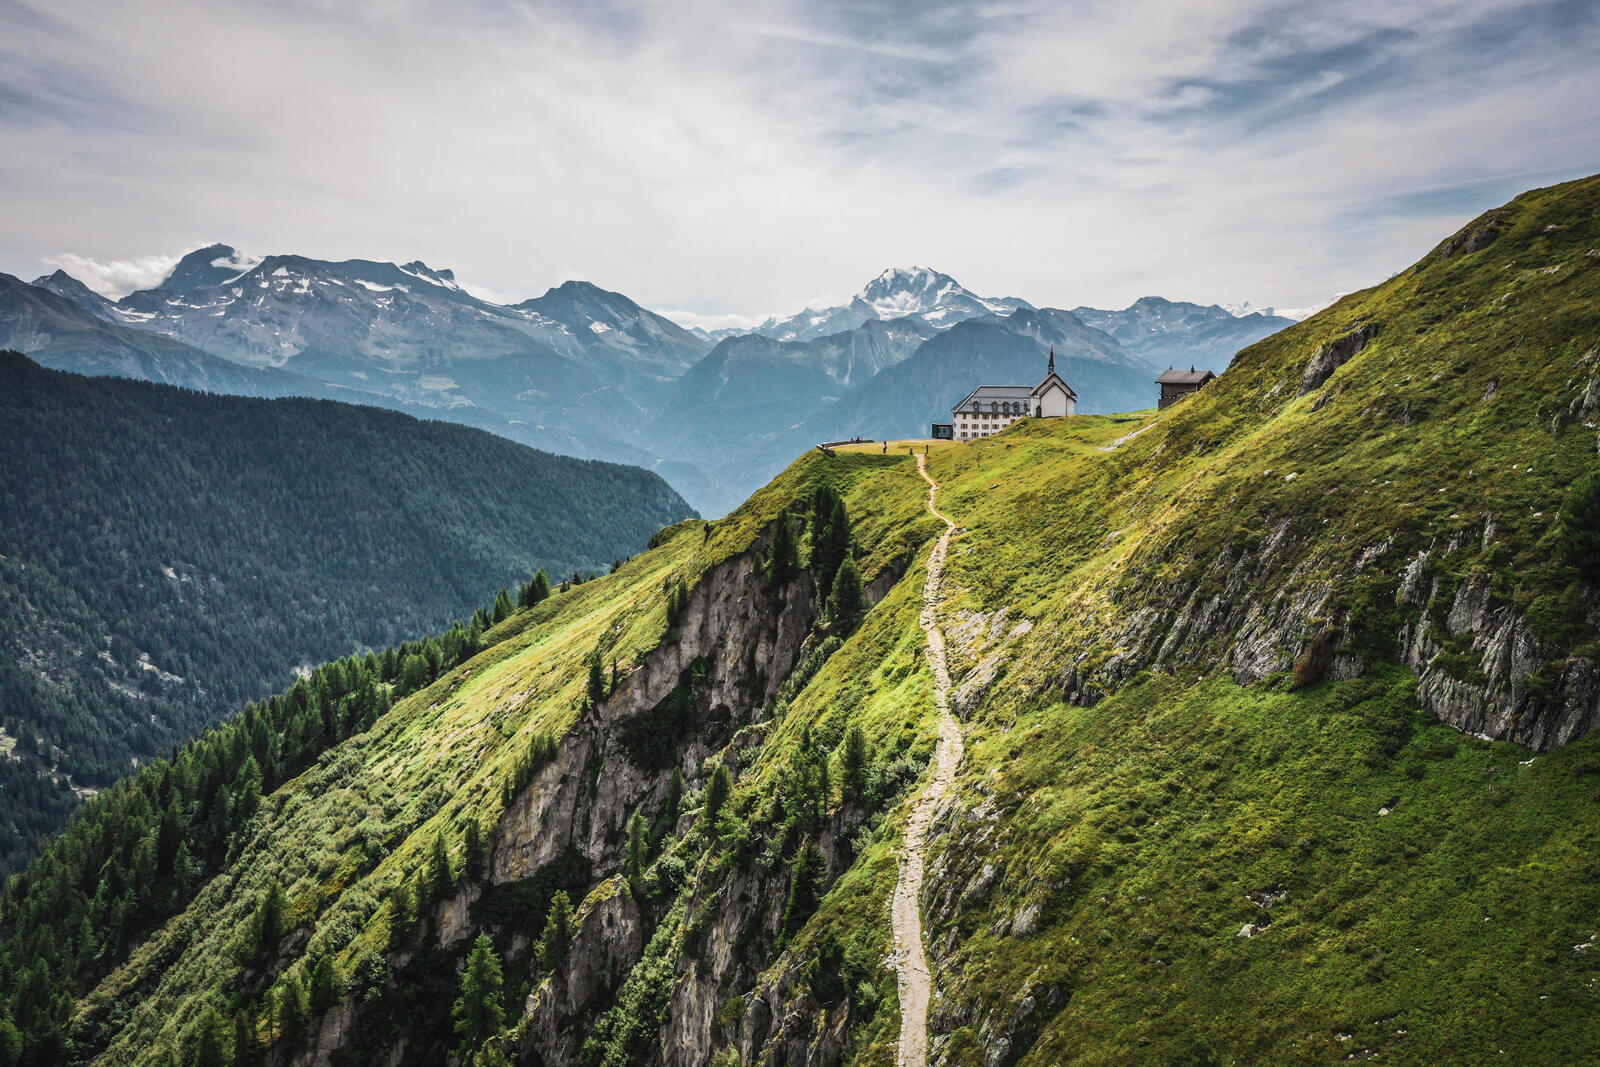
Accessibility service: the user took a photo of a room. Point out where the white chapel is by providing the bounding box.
[949,350,1077,441]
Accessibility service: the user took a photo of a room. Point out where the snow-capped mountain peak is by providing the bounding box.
[753,266,1033,342]
[157,244,261,293]
[855,266,1026,319]
[857,266,961,315]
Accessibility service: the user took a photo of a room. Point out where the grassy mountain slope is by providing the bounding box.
[0,353,694,876]
[3,176,1600,1066]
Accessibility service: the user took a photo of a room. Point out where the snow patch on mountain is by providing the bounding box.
[211,249,261,274]
[750,266,1034,343]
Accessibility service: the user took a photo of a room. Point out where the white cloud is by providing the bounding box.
[455,280,522,307]
[656,309,764,333]
[1,0,1596,318]
[41,253,178,297]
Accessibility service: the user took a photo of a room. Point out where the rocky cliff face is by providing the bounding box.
[492,549,818,885]
[1399,550,1600,749]
[1038,503,1596,752]
[294,534,824,1067]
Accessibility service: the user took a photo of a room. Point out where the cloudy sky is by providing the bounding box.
[2,0,1597,327]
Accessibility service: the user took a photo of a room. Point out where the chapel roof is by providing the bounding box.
[1031,371,1078,400]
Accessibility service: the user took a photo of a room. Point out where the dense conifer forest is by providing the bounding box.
[0,353,694,876]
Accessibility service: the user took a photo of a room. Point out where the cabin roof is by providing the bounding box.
[1156,367,1216,385]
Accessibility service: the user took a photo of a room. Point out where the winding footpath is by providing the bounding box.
[892,455,965,1067]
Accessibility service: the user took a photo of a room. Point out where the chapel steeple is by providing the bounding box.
[1048,347,1055,375]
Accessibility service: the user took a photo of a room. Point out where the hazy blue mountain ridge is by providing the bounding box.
[4,255,1291,514]
[1072,295,1296,374]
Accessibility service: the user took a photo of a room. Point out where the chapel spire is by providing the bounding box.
[1048,347,1055,375]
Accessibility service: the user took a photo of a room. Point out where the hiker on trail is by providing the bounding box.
[882,442,887,453]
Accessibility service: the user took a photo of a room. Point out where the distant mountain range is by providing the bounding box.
[744,266,1033,341]
[1072,296,1297,377]
[6,251,1296,514]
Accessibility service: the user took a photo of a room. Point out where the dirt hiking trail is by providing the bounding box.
[892,455,965,1067]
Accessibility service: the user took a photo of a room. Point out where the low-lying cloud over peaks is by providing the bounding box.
[41,253,178,298]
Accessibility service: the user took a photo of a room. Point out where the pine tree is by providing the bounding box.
[781,838,826,938]
[625,810,648,889]
[231,1011,254,1066]
[786,726,828,831]
[826,556,864,632]
[390,876,417,940]
[472,1044,514,1067]
[250,882,287,963]
[191,1009,228,1067]
[586,649,607,708]
[663,574,691,626]
[0,1018,20,1067]
[492,588,513,624]
[451,934,505,1057]
[825,498,851,593]
[309,954,343,1012]
[665,768,684,828]
[233,754,263,825]
[463,819,485,881]
[426,832,453,902]
[809,486,838,586]
[537,890,575,971]
[276,971,308,1044]
[156,799,183,876]
[769,512,799,587]
[839,726,868,801]
[1560,471,1600,582]
[702,764,733,833]
[808,487,852,600]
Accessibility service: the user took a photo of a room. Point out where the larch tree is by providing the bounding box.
[453,934,505,1059]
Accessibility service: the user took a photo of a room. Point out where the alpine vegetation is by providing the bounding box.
[1,175,1598,1066]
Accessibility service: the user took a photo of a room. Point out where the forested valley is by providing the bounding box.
[0,353,695,875]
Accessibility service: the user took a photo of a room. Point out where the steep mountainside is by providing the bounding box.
[0,353,694,876]
[1071,295,1295,374]
[4,177,1597,1066]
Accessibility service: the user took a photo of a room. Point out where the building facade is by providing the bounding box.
[950,351,1078,441]
[1155,367,1216,409]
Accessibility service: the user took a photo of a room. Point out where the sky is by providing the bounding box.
[1,0,1597,329]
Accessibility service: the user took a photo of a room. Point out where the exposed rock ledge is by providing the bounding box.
[1401,568,1600,750]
